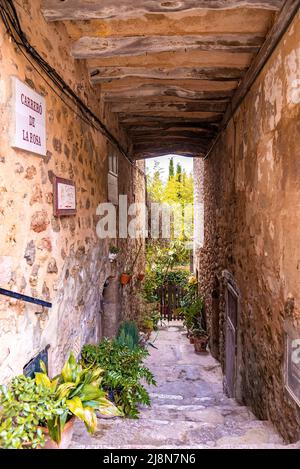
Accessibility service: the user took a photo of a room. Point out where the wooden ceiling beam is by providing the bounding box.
[72,34,264,59]
[111,99,229,113]
[103,85,234,101]
[119,114,222,122]
[88,49,252,69]
[127,124,219,133]
[101,78,238,92]
[133,144,208,159]
[134,151,199,159]
[131,131,217,141]
[118,112,224,122]
[42,1,283,21]
[90,67,247,83]
[55,11,277,41]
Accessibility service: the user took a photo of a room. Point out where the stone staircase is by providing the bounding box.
[70,323,299,449]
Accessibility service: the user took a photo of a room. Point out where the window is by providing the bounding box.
[109,151,118,176]
[108,149,118,205]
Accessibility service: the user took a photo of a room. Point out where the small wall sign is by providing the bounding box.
[53,176,76,217]
[11,77,46,156]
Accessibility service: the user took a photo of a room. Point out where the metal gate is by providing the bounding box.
[225,284,238,397]
[158,283,184,321]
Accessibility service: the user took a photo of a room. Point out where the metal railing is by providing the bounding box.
[0,287,52,309]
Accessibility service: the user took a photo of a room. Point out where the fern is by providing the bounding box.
[81,339,156,418]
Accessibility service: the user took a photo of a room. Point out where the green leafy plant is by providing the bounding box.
[143,268,190,303]
[116,321,139,350]
[150,311,160,331]
[179,277,205,335]
[36,354,122,441]
[0,375,67,449]
[109,245,120,254]
[0,354,121,449]
[81,339,156,418]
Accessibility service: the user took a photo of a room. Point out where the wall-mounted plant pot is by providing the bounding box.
[137,273,145,281]
[194,336,209,354]
[120,273,132,285]
[109,252,118,262]
[40,416,75,449]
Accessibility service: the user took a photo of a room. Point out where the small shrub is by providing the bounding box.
[0,375,66,449]
[81,339,156,418]
[117,321,139,350]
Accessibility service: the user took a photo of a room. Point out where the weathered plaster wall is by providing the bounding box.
[196,13,300,441]
[0,1,145,381]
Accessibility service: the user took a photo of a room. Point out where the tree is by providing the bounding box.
[176,163,182,181]
[147,159,194,243]
[168,157,174,180]
[147,162,164,203]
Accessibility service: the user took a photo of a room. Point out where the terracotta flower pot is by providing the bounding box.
[41,416,76,449]
[137,273,145,281]
[120,273,132,285]
[189,335,195,344]
[194,336,209,354]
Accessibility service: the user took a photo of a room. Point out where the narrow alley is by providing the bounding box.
[0,0,300,452]
[70,323,297,449]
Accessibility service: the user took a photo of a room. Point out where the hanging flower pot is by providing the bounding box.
[109,246,120,262]
[120,272,132,285]
[109,252,118,262]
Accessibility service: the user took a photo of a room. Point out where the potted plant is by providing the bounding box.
[109,245,120,262]
[189,334,195,345]
[37,354,122,446]
[139,317,154,341]
[81,338,156,419]
[120,271,132,285]
[120,242,143,285]
[137,273,145,281]
[192,325,209,354]
[0,375,68,449]
[0,354,121,449]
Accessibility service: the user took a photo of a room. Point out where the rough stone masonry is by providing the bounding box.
[0,1,145,382]
[195,13,300,442]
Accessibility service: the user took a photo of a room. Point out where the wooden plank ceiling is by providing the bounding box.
[41,0,285,159]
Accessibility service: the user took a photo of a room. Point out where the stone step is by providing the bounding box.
[70,442,299,449]
[139,404,259,426]
[147,392,237,407]
[71,416,285,449]
[70,325,292,449]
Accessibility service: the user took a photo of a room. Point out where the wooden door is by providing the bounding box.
[225,285,238,397]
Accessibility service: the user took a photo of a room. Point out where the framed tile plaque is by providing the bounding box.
[53,175,76,217]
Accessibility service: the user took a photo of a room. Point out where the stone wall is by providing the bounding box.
[195,13,300,442]
[0,0,145,381]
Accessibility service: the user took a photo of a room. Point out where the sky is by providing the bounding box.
[146,154,193,182]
